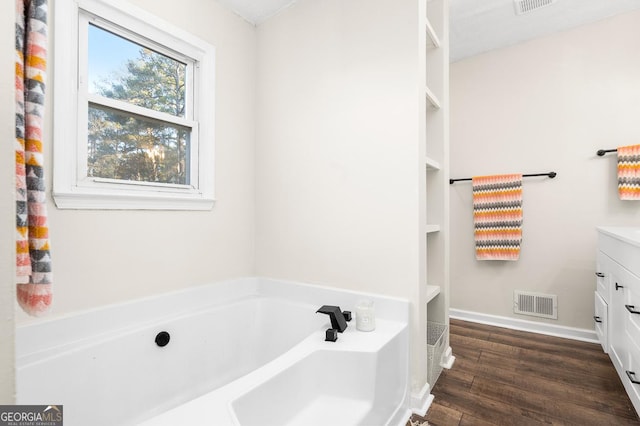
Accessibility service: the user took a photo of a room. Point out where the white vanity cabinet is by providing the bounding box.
[596,227,640,416]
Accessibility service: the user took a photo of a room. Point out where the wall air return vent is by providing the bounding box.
[514,0,557,15]
[514,290,558,319]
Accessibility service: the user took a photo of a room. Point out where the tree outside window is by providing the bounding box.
[88,25,190,185]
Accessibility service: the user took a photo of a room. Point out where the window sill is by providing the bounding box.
[52,189,215,211]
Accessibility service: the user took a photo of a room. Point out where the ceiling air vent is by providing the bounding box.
[514,0,557,15]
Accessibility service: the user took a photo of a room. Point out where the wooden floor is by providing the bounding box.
[410,319,640,426]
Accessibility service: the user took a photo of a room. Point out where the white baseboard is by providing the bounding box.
[450,308,599,343]
[410,381,434,417]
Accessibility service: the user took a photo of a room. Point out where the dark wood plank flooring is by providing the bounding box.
[409,319,640,426]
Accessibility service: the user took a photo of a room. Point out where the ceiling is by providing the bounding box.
[450,0,640,62]
[215,0,640,62]
[214,0,298,24]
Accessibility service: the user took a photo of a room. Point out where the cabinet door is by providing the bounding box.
[594,291,608,352]
[610,269,627,376]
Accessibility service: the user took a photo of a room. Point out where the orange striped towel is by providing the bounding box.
[618,144,640,200]
[473,174,523,261]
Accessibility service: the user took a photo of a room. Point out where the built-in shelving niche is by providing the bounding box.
[422,0,450,396]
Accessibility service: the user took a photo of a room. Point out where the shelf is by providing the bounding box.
[425,85,441,109]
[425,224,440,234]
[425,19,441,48]
[425,156,441,171]
[426,285,441,303]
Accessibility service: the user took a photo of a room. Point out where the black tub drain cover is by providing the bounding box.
[155,331,170,347]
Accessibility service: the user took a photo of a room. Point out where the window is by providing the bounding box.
[53,0,215,210]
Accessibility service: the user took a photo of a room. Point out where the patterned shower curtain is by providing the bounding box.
[15,0,52,316]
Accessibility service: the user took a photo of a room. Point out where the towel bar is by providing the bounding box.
[449,172,557,185]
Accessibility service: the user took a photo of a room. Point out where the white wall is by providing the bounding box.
[255,0,420,297]
[255,0,425,384]
[15,0,257,324]
[450,11,640,330]
[0,0,16,403]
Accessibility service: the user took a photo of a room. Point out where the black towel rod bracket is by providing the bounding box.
[597,149,618,156]
[449,171,557,185]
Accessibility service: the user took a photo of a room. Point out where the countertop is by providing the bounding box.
[597,226,640,248]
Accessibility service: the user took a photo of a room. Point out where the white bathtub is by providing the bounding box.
[16,278,411,425]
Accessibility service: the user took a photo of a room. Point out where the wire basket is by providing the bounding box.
[427,322,447,386]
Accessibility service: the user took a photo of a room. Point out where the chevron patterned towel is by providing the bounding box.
[15,0,52,316]
[472,174,523,261]
[618,144,640,200]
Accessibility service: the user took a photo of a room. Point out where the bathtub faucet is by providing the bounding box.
[316,305,351,333]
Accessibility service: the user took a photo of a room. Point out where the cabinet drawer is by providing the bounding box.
[625,338,640,415]
[622,265,640,332]
[627,306,640,354]
[594,291,608,352]
[596,251,610,302]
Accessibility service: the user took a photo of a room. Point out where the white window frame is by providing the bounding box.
[53,0,215,210]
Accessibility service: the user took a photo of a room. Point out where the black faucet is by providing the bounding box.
[316,305,351,333]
